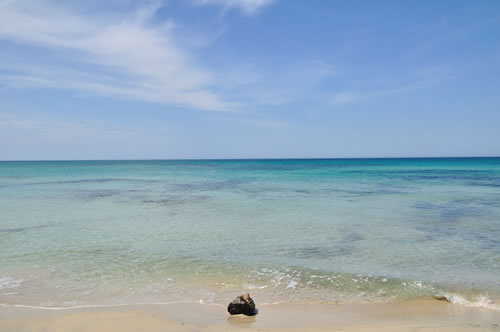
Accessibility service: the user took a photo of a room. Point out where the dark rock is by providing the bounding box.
[227,293,257,316]
[433,295,451,302]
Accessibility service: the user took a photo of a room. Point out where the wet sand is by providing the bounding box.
[1,298,499,331]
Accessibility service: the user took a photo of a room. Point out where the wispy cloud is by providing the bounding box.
[194,0,275,15]
[330,65,456,106]
[0,1,234,111]
[0,0,333,113]
[330,85,423,106]
[220,61,338,106]
[0,112,127,141]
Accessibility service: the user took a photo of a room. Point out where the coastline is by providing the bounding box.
[1,298,500,331]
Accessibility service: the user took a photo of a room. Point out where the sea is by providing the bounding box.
[1,158,499,310]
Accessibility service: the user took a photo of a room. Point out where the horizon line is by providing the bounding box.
[1,156,499,162]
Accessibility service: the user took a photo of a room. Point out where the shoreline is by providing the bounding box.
[1,298,500,331]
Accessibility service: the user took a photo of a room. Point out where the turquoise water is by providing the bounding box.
[1,158,499,308]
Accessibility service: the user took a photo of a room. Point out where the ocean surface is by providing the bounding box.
[1,158,499,309]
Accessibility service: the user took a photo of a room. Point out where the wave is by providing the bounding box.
[443,293,500,311]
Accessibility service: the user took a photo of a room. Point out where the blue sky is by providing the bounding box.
[0,0,499,160]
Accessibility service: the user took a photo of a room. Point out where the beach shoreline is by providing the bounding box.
[1,297,499,331]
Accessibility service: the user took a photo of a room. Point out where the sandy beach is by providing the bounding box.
[1,298,499,331]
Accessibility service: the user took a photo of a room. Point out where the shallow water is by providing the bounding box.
[1,158,499,308]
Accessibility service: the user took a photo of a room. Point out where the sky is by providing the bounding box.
[0,0,499,160]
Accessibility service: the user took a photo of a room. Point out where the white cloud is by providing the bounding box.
[0,1,234,111]
[195,0,275,15]
[0,1,332,113]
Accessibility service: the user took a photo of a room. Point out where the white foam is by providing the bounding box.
[409,281,424,289]
[243,283,268,290]
[444,293,500,311]
[286,280,298,289]
[198,291,216,304]
[0,300,225,311]
[0,277,23,290]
